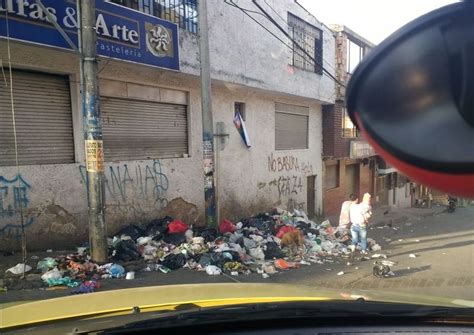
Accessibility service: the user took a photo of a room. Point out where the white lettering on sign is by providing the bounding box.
[1,2,139,45]
[1,0,57,22]
[350,141,376,159]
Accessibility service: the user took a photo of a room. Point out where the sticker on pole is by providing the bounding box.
[85,140,104,172]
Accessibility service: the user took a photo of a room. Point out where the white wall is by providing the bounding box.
[388,184,411,209]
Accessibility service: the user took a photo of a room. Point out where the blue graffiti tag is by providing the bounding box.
[0,174,34,238]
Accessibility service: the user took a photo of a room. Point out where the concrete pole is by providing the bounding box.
[198,0,217,226]
[80,0,107,262]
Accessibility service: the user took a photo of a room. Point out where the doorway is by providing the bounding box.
[307,175,317,218]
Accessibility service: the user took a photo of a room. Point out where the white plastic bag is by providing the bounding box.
[6,263,32,275]
[205,265,222,275]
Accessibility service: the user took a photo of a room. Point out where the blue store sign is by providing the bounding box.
[0,0,180,70]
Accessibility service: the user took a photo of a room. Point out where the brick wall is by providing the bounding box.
[324,158,376,221]
[322,101,351,158]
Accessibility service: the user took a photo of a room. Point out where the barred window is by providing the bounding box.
[110,0,198,33]
[288,12,323,74]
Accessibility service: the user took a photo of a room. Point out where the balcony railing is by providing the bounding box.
[110,0,198,33]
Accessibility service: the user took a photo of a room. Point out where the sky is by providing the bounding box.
[297,0,459,44]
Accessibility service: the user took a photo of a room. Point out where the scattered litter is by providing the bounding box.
[355,267,359,270]
[262,273,270,279]
[371,244,382,251]
[6,263,32,275]
[398,239,403,242]
[442,253,446,255]
[415,239,420,243]
[46,277,80,288]
[205,265,222,275]
[409,254,417,258]
[46,249,53,253]
[125,271,135,280]
[373,260,397,278]
[405,222,412,226]
[71,280,100,294]
[30,255,39,260]
[77,247,87,255]
[337,271,344,276]
[37,257,58,272]
[371,254,387,259]
[346,262,351,266]
[325,268,332,271]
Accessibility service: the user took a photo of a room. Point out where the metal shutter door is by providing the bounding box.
[0,70,74,166]
[275,103,309,150]
[101,97,188,161]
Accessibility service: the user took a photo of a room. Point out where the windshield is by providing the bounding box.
[0,0,472,330]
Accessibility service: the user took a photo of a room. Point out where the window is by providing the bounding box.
[234,102,246,121]
[346,39,364,73]
[288,13,323,74]
[101,97,189,161]
[275,103,309,150]
[325,162,340,190]
[342,107,359,137]
[110,0,198,33]
[0,70,74,166]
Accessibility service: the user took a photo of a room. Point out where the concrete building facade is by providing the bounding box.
[0,0,336,249]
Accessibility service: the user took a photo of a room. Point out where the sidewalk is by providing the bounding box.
[369,205,446,228]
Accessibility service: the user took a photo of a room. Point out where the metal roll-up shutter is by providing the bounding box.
[0,70,74,166]
[101,96,188,161]
[275,103,309,150]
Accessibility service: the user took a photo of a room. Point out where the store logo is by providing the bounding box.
[145,23,174,57]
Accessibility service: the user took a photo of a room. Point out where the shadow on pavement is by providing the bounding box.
[389,240,474,257]
[393,265,431,277]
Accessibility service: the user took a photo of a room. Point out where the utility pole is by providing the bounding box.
[80,0,107,262]
[198,0,217,226]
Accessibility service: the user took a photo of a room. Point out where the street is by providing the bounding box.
[1,206,473,304]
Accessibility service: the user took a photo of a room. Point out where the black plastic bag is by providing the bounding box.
[195,228,218,242]
[264,241,284,259]
[161,253,186,270]
[163,233,186,245]
[115,225,145,241]
[145,216,173,236]
[113,239,140,262]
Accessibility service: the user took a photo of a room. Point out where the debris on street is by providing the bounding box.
[2,208,386,293]
[6,263,32,275]
[409,253,417,258]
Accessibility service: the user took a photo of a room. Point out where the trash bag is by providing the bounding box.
[264,242,284,259]
[113,239,140,262]
[41,267,62,281]
[161,253,187,270]
[276,225,296,239]
[167,220,189,234]
[115,225,145,241]
[196,228,218,242]
[243,237,257,249]
[46,277,80,288]
[71,280,100,294]
[37,257,58,272]
[109,264,125,278]
[210,252,228,267]
[219,219,236,234]
[6,263,32,275]
[163,233,186,245]
[249,247,265,261]
[205,265,222,275]
[145,216,173,236]
[229,232,244,244]
[198,253,212,267]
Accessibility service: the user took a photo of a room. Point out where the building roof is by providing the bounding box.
[329,24,375,48]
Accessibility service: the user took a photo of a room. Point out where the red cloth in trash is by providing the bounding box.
[167,220,189,234]
[219,219,236,234]
[276,225,296,239]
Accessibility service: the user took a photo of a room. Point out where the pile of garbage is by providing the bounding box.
[5,208,383,293]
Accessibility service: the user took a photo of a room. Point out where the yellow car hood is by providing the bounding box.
[1,283,473,329]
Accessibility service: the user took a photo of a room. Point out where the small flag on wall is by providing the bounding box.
[233,111,251,148]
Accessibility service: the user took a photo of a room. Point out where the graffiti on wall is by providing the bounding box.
[267,153,314,176]
[261,153,314,200]
[79,159,169,214]
[0,175,35,237]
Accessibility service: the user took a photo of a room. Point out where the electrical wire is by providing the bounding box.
[224,0,343,87]
[4,9,28,278]
[252,0,345,87]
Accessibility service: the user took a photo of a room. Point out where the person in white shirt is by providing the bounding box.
[349,200,368,254]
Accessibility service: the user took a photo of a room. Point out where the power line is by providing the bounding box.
[251,0,345,87]
[224,0,343,87]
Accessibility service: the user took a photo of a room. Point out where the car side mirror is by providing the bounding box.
[346,1,474,198]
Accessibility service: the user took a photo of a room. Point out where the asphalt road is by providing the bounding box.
[1,206,473,304]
